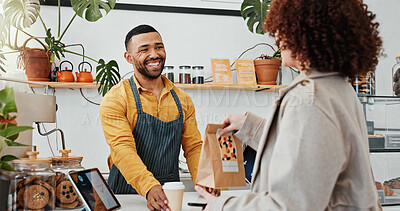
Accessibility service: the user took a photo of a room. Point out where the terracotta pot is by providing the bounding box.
[254,59,281,85]
[21,50,51,81]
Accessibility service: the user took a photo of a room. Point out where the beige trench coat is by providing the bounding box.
[213,71,381,210]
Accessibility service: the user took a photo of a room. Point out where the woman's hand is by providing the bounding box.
[220,114,246,135]
[195,185,217,211]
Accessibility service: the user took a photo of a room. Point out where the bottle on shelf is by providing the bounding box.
[192,66,204,84]
[179,65,191,84]
[164,66,174,83]
[392,54,400,96]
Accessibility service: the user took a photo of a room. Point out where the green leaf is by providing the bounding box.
[70,0,116,22]
[0,162,14,171]
[0,88,17,116]
[95,59,120,96]
[1,155,18,162]
[5,140,28,146]
[240,0,271,34]
[0,125,33,139]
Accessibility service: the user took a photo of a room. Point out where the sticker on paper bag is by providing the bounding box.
[217,129,239,172]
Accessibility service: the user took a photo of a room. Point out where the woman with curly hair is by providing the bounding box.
[196,0,383,210]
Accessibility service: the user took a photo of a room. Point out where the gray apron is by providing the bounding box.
[108,76,183,194]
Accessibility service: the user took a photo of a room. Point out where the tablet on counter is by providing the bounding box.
[68,168,121,211]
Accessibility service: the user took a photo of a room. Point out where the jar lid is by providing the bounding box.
[192,66,204,69]
[50,150,83,163]
[13,151,51,164]
[164,66,174,69]
[179,65,191,69]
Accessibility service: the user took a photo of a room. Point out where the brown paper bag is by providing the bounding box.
[196,124,246,189]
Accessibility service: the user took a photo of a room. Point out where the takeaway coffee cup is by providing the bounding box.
[163,182,185,211]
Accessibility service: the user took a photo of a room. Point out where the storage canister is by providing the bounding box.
[392,54,400,96]
[192,66,204,84]
[179,65,191,84]
[50,149,84,209]
[9,150,56,211]
[164,66,175,83]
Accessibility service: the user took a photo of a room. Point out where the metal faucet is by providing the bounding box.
[35,122,66,150]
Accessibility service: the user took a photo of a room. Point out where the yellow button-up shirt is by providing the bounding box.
[100,75,202,197]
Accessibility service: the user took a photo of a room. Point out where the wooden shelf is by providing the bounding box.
[30,82,287,92]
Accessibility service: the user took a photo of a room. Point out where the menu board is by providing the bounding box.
[236,60,257,85]
[211,59,233,85]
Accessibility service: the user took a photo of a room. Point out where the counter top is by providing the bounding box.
[70,190,400,210]
[115,190,400,211]
[115,190,249,210]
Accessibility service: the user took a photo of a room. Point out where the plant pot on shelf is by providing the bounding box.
[254,58,281,85]
[20,49,51,82]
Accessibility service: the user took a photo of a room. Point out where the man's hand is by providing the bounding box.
[195,185,218,211]
[146,185,170,211]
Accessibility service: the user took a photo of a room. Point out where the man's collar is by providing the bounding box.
[132,74,173,92]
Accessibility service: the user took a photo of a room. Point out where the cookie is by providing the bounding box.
[56,180,78,204]
[23,185,50,210]
[33,180,55,210]
[54,173,65,186]
[43,175,56,186]
[22,175,40,186]
[17,187,25,208]
[56,199,79,209]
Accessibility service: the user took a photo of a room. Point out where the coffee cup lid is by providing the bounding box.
[163,182,185,190]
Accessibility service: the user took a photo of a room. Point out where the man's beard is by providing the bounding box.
[135,58,165,79]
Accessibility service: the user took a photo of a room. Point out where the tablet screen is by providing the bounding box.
[69,168,120,211]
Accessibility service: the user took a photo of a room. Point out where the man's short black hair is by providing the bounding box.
[125,24,160,50]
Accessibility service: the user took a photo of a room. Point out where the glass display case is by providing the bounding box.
[359,95,400,206]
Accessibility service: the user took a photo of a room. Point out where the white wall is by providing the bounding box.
[22,3,290,172]
[5,1,400,181]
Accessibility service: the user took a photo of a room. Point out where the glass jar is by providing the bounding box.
[179,65,191,84]
[8,151,56,211]
[392,55,400,96]
[164,66,174,83]
[352,71,375,96]
[192,66,204,84]
[50,150,84,209]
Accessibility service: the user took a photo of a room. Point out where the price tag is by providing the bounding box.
[236,60,257,85]
[211,59,232,84]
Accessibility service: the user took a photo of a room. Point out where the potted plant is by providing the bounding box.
[0,88,33,210]
[0,0,120,96]
[240,0,298,85]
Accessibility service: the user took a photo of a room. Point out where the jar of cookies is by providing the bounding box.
[352,71,376,96]
[50,149,84,209]
[8,150,56,211]
[392,54,400,96]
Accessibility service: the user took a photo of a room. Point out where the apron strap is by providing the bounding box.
[170,89,183,116]
[129,76,143,114]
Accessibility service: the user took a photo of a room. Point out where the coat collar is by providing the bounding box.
[278,70,341,100]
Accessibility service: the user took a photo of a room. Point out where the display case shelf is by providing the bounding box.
[29,82,287,92]
[369,149,400,153]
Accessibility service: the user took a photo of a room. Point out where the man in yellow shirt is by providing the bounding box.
[100,25,203,210]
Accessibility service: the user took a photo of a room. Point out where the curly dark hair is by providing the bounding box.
[264,0,382,79]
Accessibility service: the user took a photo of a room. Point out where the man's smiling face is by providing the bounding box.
[125,32,166,79]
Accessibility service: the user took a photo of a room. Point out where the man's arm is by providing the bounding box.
[100,94,159,197]
[180,95,203,184]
